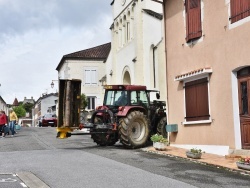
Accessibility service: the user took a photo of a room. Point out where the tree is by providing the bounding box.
[13,105,26,118]
[80,93,88,109]
[23,103,34,117]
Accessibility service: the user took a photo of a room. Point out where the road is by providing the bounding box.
[0,127,249,188]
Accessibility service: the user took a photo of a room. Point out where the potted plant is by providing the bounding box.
[150,134,169,151]
[236,157,250,170]
[186,148,203,159]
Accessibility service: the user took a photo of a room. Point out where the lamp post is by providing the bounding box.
[51,80,58,88]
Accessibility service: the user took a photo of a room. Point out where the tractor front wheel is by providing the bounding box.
[91,131,118,146]
[157,117,168,138]
[91,115,118,146]
[119,111,149,149]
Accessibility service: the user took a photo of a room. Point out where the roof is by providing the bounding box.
[35,93,58,104]
[56,42,111,71]
[174,68,213,81]
[143,9,163,20]
[0,96,6,104]
[12,98,19,106]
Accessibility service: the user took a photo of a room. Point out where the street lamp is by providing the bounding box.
[51,80,58,88]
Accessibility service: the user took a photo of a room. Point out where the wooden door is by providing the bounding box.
[238,77,250,149]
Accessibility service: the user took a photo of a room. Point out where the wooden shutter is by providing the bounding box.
[85,70,91,85]
[91,70,97,85]
[85,69,97,85]
[242,0,250,19]
[185,78,209,121]
[185,0,202,42]
[231,0,250,23]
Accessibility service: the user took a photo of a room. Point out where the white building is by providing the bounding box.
[106,0,166,100]
[0,96,8,114]
[33,93,58,126]
[56,43,111,109]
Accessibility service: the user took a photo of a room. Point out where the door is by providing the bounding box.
[238,68,250,149]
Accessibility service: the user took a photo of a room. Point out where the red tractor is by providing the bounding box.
[57,81,167,149]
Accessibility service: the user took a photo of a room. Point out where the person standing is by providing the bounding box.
[0,110,8,138]
[9,108,18,137]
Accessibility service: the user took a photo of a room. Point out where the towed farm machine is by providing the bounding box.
[57,79,167,149]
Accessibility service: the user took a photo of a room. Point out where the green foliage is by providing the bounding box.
[190,148,203,154]
[13,106,26,118]
[80,93,88,109]
[23,103,34,115]
[150,133,168,144]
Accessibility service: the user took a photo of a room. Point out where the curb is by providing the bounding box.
[141,148,250,176]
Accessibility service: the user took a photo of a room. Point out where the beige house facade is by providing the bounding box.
[56,43,111,110]
[107,0,167,100]
[163,0,250,155]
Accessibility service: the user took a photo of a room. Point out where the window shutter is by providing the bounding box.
[231,0,250,23]
[231,0,242,23]
[185,83,197,121]
[242,0,250,19]
[185,0,202,42]
[185,78,209,121]
[91,70,97,85]
[196,81,209,120]
[85,70,91,85]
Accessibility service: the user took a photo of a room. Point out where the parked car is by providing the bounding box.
[39,113,57,127]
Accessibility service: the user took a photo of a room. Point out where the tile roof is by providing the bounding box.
[12,97,19,106]
[56,42,111,71]
[174,67,213,81]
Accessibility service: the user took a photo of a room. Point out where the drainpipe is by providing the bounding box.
[162,0,170,143]
[153,46,156,88]
[152,0,170,141]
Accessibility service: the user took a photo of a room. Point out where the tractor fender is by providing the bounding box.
[117,106,146,117]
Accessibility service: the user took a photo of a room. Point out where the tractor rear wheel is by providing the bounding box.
[119,111,149,149]
[157,117,168,138]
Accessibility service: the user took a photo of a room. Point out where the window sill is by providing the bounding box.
[183,119,212,125]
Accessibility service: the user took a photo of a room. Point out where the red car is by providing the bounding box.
[39,113,57,127]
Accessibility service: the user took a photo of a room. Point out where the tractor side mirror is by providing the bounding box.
[156,93,160,99]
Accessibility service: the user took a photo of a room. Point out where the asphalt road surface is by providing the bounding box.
[0,127,249,188]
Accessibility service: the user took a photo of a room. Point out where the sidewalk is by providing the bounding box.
[142,145,250,176]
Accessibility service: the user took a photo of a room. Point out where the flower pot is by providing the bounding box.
[186,151,202,159]
[153,142,167,151]
[236,162,250,171]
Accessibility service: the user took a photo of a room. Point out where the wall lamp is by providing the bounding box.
[51,80,58,88]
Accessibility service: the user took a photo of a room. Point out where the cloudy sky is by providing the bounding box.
[0,0,112,104]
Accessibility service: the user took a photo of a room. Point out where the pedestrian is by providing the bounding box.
[0,110,8,138]
[9,108,18,137]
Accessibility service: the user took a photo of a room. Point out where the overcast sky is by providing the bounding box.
[0,0,112,104]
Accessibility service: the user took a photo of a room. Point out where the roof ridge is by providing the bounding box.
[64,42,111,57]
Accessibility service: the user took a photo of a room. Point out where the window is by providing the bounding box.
[230,0,250,23]
[126,22,130,42]
[84,68,97,85]
[87,96,96,110]
[185,78,210,122]
[185,0,202,42]
[130,91,149,107]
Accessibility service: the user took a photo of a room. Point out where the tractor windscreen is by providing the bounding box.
[104,90,128,106]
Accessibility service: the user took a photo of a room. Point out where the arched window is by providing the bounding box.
[123,71,131,84]
[123,15,127,44]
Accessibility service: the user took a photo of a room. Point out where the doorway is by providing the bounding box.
[238,67,250,149]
